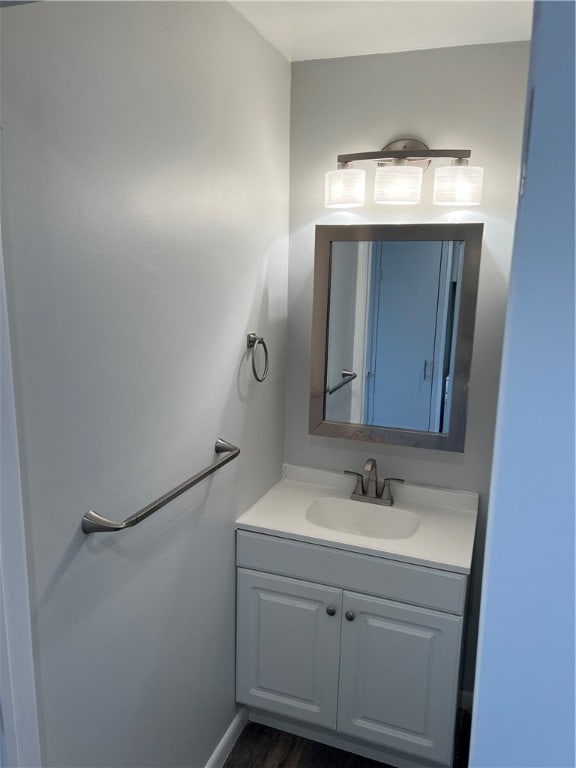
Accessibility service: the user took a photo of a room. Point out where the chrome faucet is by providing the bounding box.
[364,458,379,498]
[345,459,404,507]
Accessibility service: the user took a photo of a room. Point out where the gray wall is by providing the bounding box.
[1,3,289,766]
[287,42,530,692]
[471,4,574,765]
[0,9,41,762]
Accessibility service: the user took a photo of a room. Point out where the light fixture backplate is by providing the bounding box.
[381,138,431,170]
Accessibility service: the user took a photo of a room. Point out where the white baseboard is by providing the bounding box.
[205,708,248,768]
[460,690,473,712]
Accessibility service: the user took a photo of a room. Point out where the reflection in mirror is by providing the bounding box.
[310,224,483,451]
[326,239,463,432]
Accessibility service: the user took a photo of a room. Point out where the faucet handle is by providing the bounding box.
[344,470,365,496]
[380,477,404,504]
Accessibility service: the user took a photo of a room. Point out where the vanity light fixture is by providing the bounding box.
[324,138,484,208]
[433,159,484,206]
[374,160,423,205]
[324,164,366,208]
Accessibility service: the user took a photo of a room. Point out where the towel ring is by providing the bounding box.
[247,332,269,382]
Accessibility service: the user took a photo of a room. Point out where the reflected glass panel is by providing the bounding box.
[326,242,464,433]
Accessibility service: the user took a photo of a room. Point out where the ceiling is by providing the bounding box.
[231,1,533,62]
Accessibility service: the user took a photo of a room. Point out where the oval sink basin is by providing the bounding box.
[305,497,421,540]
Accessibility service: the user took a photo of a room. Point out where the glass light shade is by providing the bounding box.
[324,168,366,208]
[433,165,484,205]
[373,164,423,205]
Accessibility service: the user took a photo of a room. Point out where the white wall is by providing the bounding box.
[287,42,530,692]
[1,3,289,766]
[471,3,574,766]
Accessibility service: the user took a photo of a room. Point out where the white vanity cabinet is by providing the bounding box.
[337,591,462,763]
[235,531,468,768]
[236,569,342,728]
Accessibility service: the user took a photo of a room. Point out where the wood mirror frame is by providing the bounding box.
[308,223,483,452]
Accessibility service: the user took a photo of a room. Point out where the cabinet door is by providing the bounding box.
[236,569,342,728]
[337,591,462,765]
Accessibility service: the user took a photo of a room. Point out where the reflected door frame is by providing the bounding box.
[364,240,446,431]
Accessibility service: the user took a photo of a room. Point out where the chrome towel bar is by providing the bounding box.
[81,438,240,534]
[326,369,357,395]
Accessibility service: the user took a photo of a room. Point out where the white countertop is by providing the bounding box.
[235,465,479,574]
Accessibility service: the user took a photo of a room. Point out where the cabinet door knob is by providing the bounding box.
[326,605,337,616]
[345,610,355,622]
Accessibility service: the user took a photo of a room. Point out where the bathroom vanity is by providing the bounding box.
[234,465,478,768]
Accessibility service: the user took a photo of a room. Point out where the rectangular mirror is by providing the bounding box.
[309,223,483,451]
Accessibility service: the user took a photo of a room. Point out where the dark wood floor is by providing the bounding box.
[224,711,471,768]
[223,723,381,768]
